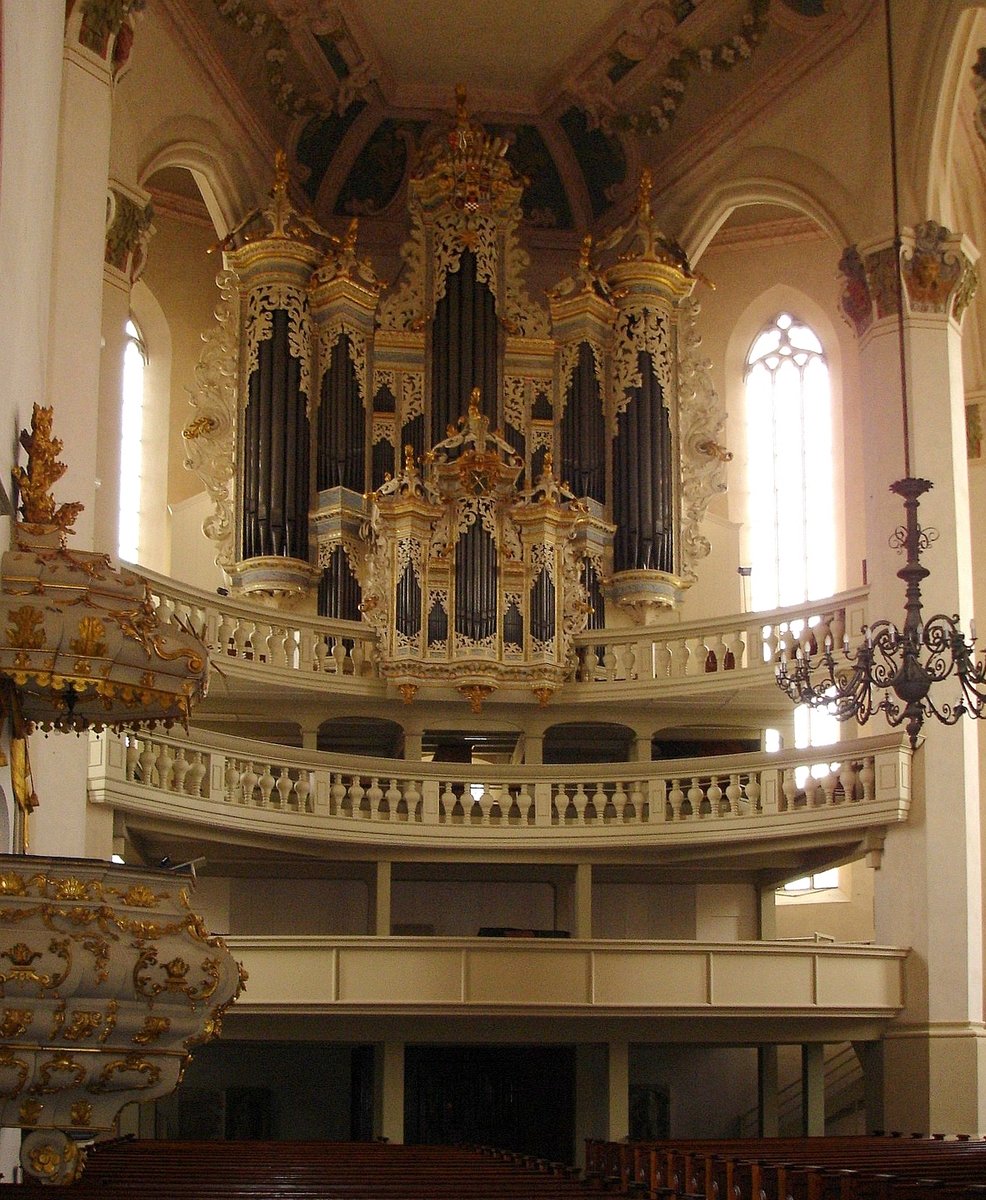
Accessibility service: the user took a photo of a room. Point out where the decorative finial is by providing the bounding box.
[578,234,593,272]
[637,168,653,222]
[12,406,84,533]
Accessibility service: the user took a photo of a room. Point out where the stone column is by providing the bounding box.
[377,1041,404,1143]
[374,861,392,936]
[841,224,986,1132]
[607,1039,629,1141]
[758,1045,779,1137]
[30,3,137,860]
[0,1,66,1177]
[574,863,593,938]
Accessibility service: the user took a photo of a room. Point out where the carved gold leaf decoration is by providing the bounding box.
[69,616,107,658]
[61,1011,103,1041]
[12,405,84,531]
[5,607,45,650]
[132,1015,170,1045]
[70,1100,93,1127]
[0,1009,32,1038]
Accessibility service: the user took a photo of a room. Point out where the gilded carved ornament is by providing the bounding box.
[1,406,209,752]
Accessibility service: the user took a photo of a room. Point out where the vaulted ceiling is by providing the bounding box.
[168,0,870,234]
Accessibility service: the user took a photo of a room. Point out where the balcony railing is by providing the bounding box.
[223,935,907,1020]
[90,726,910,852]
[137,565,868,700]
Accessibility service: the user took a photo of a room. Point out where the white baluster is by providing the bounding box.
[137,740,157,789]
[332,638,347,675]
[572,782,588,822]
[440,782,456,822]
[839,760,858,803]
[366,777,384,818]
[819,767,837,806]
[668,779,684,820]
[224,758,240,803]
[294,771,312,813]
[803,772,820,807]
[859,756,875,803]
[781,769,799,811]
[403,779,421,821]
[330,772,346,815]
[590,782,607,822]
[385,779,401,818]
[707,776,723,817]
[348,776,366,818]
[185,751,207,798]
[275,767,292,808]
[241,762,259,806]
[125,735,139,783]
[669,639,689,678]
[252,762,272,806]
[744,774,761,813]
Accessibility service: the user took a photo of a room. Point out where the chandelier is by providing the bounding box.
[776,476,986,749]
[775,0,983,751]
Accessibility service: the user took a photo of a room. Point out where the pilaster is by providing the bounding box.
[32,8,136,859]
[841,222,986,1131]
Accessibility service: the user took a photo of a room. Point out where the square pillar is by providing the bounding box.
[758,1045,779,1137]
[801,1043,825,1136]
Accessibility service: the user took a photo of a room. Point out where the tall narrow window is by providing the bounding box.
[745,312,834,611]
[746,312,836,749]
[119,318,146,562]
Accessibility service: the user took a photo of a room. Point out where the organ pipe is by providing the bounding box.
[318,336,365,492]
[560,342,605,502]
[241,310,310,561]
[613,345,673,573]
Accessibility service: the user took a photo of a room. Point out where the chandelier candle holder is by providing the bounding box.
[776,477,986,748]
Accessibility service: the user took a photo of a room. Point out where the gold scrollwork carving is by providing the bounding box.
[88,1054,161,1093]
[98,999,119,1045]
[31,1052,86,1095]
[133,1015,171,1045]
[0,1008,32,1038]
[0,1046,31,1097]
[0,937,71,993]
[133,947,222,1007]
[19,1097,42,1124]
[61,1011,103,1041]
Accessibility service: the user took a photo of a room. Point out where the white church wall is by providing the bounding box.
[230,877,370,937]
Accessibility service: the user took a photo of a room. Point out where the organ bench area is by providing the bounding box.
[185,90,728,708]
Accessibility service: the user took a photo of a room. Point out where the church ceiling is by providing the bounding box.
[171,0,870,232]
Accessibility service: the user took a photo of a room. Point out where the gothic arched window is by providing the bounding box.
[119,317,146,562]
[745,311,834,611]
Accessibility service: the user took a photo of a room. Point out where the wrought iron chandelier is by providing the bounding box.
[776,476,986,749]
[775,1,985,750]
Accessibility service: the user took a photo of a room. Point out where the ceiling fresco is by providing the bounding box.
[173,0,869,231]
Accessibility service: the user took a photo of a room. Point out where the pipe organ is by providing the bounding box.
[187,93,729,708]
